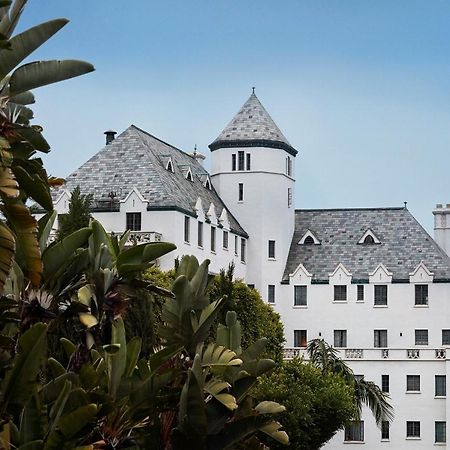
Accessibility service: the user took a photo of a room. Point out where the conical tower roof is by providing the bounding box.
[209,91,297,156]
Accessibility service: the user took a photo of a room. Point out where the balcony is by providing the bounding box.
[283,347,447,361]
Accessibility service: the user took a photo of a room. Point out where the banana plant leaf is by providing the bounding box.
[0,222,15,293]
[0,0,26,38]
[9,59,95,97]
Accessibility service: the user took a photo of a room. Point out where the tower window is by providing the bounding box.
[126,212,141,231]
[238,183,244,202]
[232,154,236,171]
[287,156,292,176]
[268,285,275,303]
[246,153,251,170]
[288,188,292,207]
[268,240,275,259]
[238,151,245,170]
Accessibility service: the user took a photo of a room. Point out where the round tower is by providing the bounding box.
[209,90,297,295]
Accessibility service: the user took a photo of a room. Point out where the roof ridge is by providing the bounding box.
[295,207,406,212]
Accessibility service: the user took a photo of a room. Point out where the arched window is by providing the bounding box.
[364,235,375,244]
[304,236,315,245]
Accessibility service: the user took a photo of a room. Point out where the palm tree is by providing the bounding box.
[306,338,394,425]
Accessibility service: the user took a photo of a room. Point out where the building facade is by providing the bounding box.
[45,92,450,448]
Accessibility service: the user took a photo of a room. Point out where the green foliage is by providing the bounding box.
[254,358,356,450]
[57,186,93,241]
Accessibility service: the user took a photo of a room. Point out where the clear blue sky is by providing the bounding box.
[19,0,450,233]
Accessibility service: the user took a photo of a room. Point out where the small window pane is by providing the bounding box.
[443,330,450,345]
[232,154,236,171]
[415,329,428,345]
[334,285,347,301]
[334,330,347,348]
[268,285,275,303]
[223,231,228,249]
[198,222,203,247]
[238,183,244,201]
[436,375,446,396]
[294,330,307,347]
[238,151,245,170]
[435,421,446,443]
[126,212,141,231]
[210,226,216,252]
[345,421,364,442]
[381,421,390,440]
[374,285,387,305]
[382,375,389,393]
[184,216,190,243]
[406,375,420,392]
[406,421,420,438]
[288,188,292,207]
[357,285,364,301]
[374,330,388,348]
[415,284,428,305]
[294,286,307,306]
[268,240,275,258]
[246,153,251,170]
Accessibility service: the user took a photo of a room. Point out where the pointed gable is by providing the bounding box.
[358,228,381,244]
[329,263,352,284]
[209,92,297,156]
[289,263,313,284]
[409,262,434,283]
[298,229,321,245]
[369,264,393,284]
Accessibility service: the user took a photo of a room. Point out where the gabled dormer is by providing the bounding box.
[197,173,212,190]
[161,154,174,173]
[358,228,381,245]
[298,229,321,245]
[329,263,352,284]
[194,197,205,221]
[369,263,393,283]
[409,262,434,283]
[166,158,174,173]
[182,166,193,182]
[218,208,230,229]
[206,202,217,224]
[289,263,313,285]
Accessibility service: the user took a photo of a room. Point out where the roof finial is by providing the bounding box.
[404,201,408,209]
[252,86,255,95]
[193,144,197,156]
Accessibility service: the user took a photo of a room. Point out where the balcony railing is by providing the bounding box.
[283,347,447,361]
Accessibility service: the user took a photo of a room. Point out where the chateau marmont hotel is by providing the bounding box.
[39,91,450,449]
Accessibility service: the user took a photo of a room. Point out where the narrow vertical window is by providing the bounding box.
[294,330,307,347]
[381,375,389,393]
[435,375,446,396]
[268,240,275,259]
[234,235,238,256]
[126,212,141,231]
[357,285,364,301]
[238,183,244,201]
[287,156,292,176]
[238,151,244,170]
[294,286,307,306]
[197,222,203,247]
[415,284,428,305]
[240,238,246,263]
[268,285,275,303]
[210,226,216,252]
[435,422,446,443]
[184,216,190,243]
[222,230,228,249]
[287,188,292,207]
[246,153,251,170]
[443,329,450,345]
[232,154,236,171]
[381,421,389,440]
[374,285,388,305]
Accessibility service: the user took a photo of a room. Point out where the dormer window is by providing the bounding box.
[166,159,174,173]
[358,229,381,245]
[298,230,321,245]
[304,236,314,245]
[204,177,211,190]
[185,167,193,182]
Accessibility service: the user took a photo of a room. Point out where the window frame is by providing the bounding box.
[374,329,388,348]
[406,421,420,439]
[344,421,364,442]
[238,151,245,171]
[357,284,364,301]
[240,238,246,263]
[294,285,307,306]
[222,230,228,250]
[415,329,429,346]
[197,221,203,247]
[268,285,275,304]
[381,374,389,393]
[126,212,142,231]
[234,235,238,256]
[435,421,446,443]
[184,216,190,243]
[334,285,347,302]
[210,226,216,253]
[334,330,347,348]
[287,187,292,207]
[294,329,307,348]
[232,154,236,171]
[443,329,450,346]
[374,284,388,306]
[238,183,244,202]
[381,421,390,441]
[415,284,428,306]
[268,240,275,259]
[406,375,421,392]
[246,153,251,171]
[435,375,446,397]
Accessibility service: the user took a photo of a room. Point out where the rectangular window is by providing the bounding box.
[374,330,388,348]
[210,226,216,252]
[240,238,246,263]
[334,330,347,348]
[238,151,245,170]
[334,285,347,301]
[294,330,307,347]
[374,285,388,305]
[126,212,141,231]
[246,153,251,170]
[381,421,390,440]
[287,156,292,176]
[406,375,420,392]
[184,216,190,243]
[287,188,292,207]
[415,284,428,305]
[223,230,228,249]
[406,421,420,438]
[357,285,364,301]
[268,240,275,259]
[294,285,307,306]
[232,154,236,171]
[238,183,244,201]
[344,421,364,442]
[234,235,238,256]
[382,375,389,393]
[435,421,446,443]
[435,375,446,396]
[197,222,203,247]
[443,329,450,345]
[415,329,428,345]
[268,285,275,303]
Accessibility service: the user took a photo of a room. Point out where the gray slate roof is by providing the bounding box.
[209,93,297,156]
[283,207,450,282]
[57,125,247,236]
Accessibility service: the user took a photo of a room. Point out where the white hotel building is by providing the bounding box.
[46,92,450,448]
